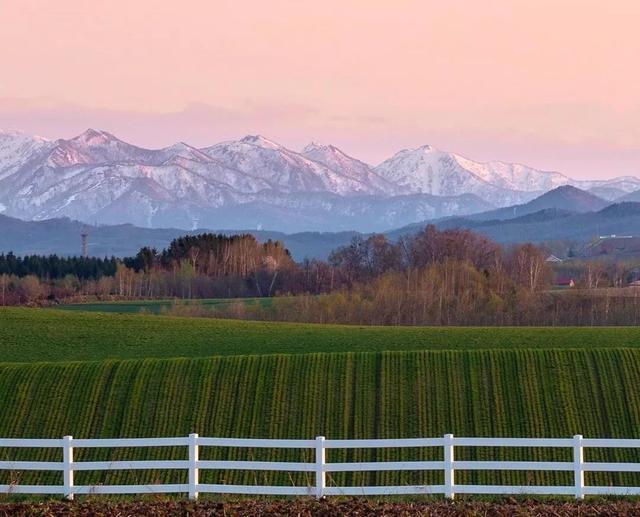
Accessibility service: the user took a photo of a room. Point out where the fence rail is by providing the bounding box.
[2,434,640,499]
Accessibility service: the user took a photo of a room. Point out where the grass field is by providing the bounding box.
[58,298,271,314]
[4,307,640,363]
[3,307,640,492]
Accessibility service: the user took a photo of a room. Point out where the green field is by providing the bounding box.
[58,298,271,314]
[3,307,640,491]
[4,307,640,363]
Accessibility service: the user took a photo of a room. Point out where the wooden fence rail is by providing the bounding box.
[3,434,640,499]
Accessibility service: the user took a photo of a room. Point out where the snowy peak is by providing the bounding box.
[239,134,282,150]
[301,141,397,194]
[374,144,472,196]
[302,142,322,153]
[70,128,118,145]
[302,141,363,166]
[0,130,54,180]
[158,142,213,164]
[302,142,341,155]
[0,128,49,143]
[2,127,640,234]
[47,129,142,167]
[202,136,387,195]
[374,144,572,201]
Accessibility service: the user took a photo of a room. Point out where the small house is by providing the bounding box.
[555,276,575,288]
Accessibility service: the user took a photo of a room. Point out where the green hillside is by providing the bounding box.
[4,307,640,363]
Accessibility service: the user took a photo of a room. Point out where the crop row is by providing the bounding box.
[2,349,640,488]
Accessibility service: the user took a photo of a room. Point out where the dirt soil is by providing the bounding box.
[3,499,640,516]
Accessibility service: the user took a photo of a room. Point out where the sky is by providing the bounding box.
[1,0,639,179]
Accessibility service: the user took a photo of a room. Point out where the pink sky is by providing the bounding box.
[1,0,639,179]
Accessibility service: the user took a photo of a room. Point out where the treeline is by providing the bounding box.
[326,226,549,292]
[205,271,640,326]
[0,234,298,304]
[0,253,117,279]
[173,227,563,325]
[4,226,640,325]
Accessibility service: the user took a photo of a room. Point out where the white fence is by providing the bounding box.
[2,434,640,499]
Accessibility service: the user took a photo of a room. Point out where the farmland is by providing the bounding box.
[3,308,640,491]
[58,297,272,315]
[4,307,640,363]
[3,348,640,488]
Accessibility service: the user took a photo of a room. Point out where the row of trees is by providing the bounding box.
[0,234,298,304]
[0,253,117,279]
[328,227,551,293]
[5,227,638,296]
[203,275,640,326]
[4,226,640,326]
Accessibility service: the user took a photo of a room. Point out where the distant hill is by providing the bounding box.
[616,189,640,203]
[388,201,640,246]
[597,202,640,218]
[468,185,609,222]
[6,198,640,262]
[583,236,640,258]
[0,214,357,261]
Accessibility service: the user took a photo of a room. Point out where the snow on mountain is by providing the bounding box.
[374,143,640,206]
[452,155,570,192]
[0,129,638,233]
[576,176,640,201]
[202,135,385,195]
[45,129,163,167]
[0,130,53,181]
[301,142,401,195]
[374,145,558,206]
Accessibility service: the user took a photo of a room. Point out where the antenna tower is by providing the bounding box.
[80,228,89,258]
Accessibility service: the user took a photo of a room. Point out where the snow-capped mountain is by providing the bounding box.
[0,130,53,181]
[202,135,388,196]
[0,129,638,233]
[374,144,640,203]
[373,145,567,206]
[301,142,400,195]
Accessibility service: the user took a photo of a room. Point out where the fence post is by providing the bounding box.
[444,434,455,499]
[188,433,199,500]
[573,434,584,500]
[62,435,74,501]
[315,436,326,499]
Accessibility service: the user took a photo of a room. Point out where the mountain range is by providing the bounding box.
[4,186,640,261]
[2,128,640,233]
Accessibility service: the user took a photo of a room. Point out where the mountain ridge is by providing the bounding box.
[1,129,639,233]
[467,185,609,222]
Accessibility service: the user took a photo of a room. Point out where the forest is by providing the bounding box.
[2,227,640,325]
